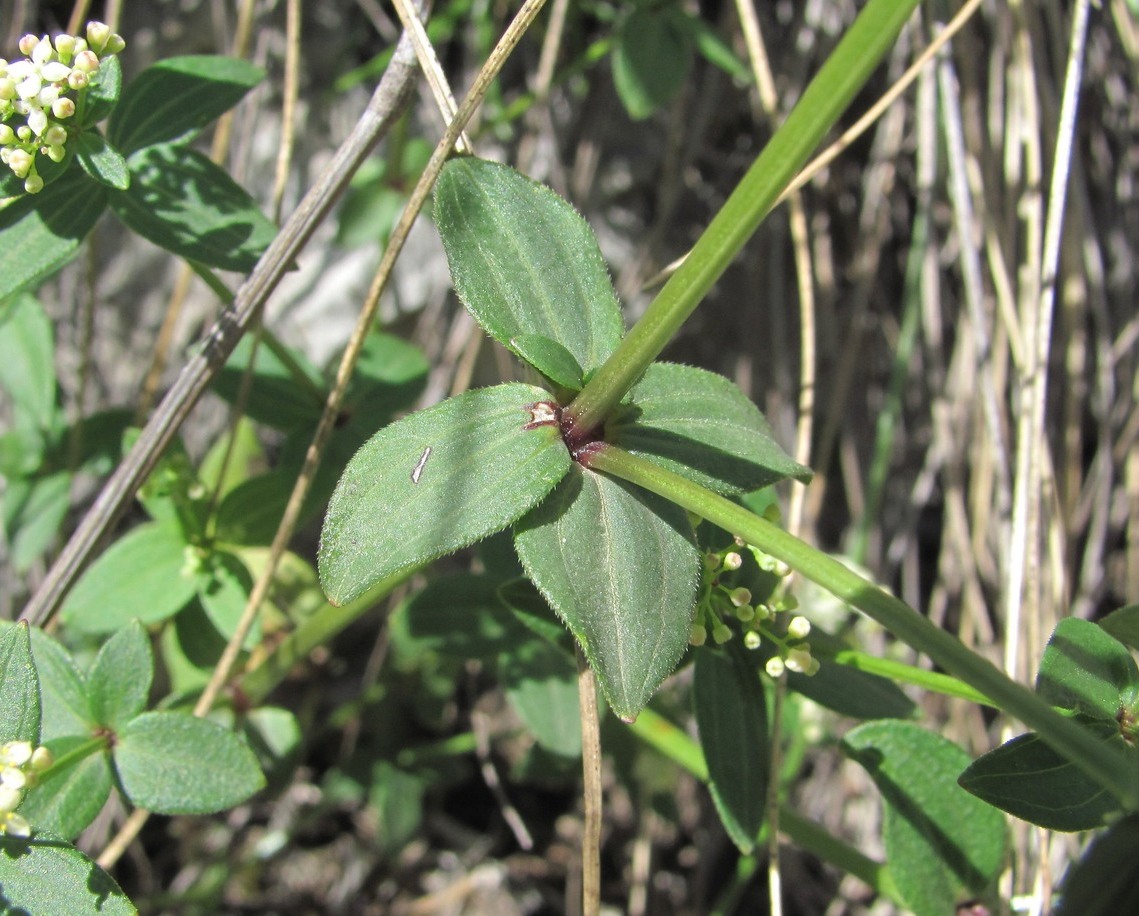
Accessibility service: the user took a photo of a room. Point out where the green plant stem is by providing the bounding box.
[627,708,901,904]
[563,0,921,437]
[586,445,1139,809]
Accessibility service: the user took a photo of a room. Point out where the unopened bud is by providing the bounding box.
[787,616,811,640]
[18,35,39,57]
[67,69,89,90]
[728,587,751,608]
[54,34,77,59]
[51,96,75,119]
[689,624,707,647]
[785,647,813,674]
[0,785,22,814]
[765,656,785,678]
[712,623,733,644]
[73,49,100,74]
[86,22,112,53]
[743,631,762,650]
[23,172,44,193]
[722,552,742,571]
[30,746,53,771]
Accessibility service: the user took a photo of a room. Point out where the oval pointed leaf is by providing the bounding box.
[19,737,113,840]
[434,157,624,373]
[501,638,581,758]
[113,711,264,814]
[844,721,1006,915]
[958,723,1127,831]
[612,7,694,120]
[0,833,135,916]
[28,628,90,740]
[320,384,571,605]
[694,643,768,852]
[0,622,40,745]
[607,363,811,495]
[109,55,264,154]
[1099,604,1139,652]
[111,144,277,272]
[75,131,130,190]
[60,523,197,632]
[1056,814,1139,915]
[1036,618,1139,721]
[87,621,153,729]
[514,464,698,721]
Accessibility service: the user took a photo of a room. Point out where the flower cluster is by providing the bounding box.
[0,21,124,193]
[0,740,53,837]
[688,515,820,677]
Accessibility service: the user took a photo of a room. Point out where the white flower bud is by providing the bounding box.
[51,96,75,119]
[23,172,44,193]
[1,812,31,837]
[30,746,53,772]
[0,742,32,767]
[6,148,31,176]
[743,631,762,650]
[86,22,112,53]
[0,123,13,143]
[18,35,39,57]
[16,124,31,141]
[45,144,66,162]
[787,616,811,640]
[0,766,26,789]
[785,647,813,674]
[54,34,77,59]
[0,785,22,813]
[729,587,752,608]
[67,69,89,90]
[765,656,785,678]
[689,624,707,647]
[0,78,15,100]
[44,124,67,146]
[712,623,733,644]
[73,49,100,74]
[105,34,126,55]
[722,552,742,571]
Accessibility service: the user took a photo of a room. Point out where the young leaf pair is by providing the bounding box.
[318,157,810,721]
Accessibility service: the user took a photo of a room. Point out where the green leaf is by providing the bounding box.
[514,464,698,721]
[243,706,302,787]
[0,170,108,302]
[2,473,71,573]
[501,638,581,757]
[607,363,811,495]
[0,294,56,428]
[113,711,265,814]
[108,55,265,155]
[1099,604,1139,652]
[197,551,260,649]
[27,628,91,740]
[958,723,1128,831]
[497,577,574,649]
[87,621,152,729]
[213,471,293,546]
[1036,618,1139,721]
[693,643,768,853]
[681,13,752,84]
[433,157,625,373]
[0,833,135,915]
[82,54,122,125]
[612,7,694,120]
[19,736,113,840]
[390,573,527,662]
[786,656,917,721]
[844,721,1006,916]
[509,334,585,391]
[74,130,131,190]
[1056,813,1139,916]
[60,522,198,633]
[212,334,325,431]
[368,761,426,854]
[110,144,276,272]
[342,331,431,430]
[319,383,572,606]
[0,623,40,745]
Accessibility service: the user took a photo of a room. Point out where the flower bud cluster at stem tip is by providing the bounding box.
[0,740,54,838]
[0,21,125,193]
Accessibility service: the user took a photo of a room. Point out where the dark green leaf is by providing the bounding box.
[514,464,698,721]
[0,833,135,915]
[434,157,624,373]
[607,363,811,495]
[113,711,265,813]
[509,334,585,391]
[87,621,152,729]
[60,522,198,633]
[82,54,122,125]
[1099,605,1139,652]
[681,12,752,83]
[787,655,917,720]
[0,294,56,428]
[319,383,572,605]
[19,736,113,840]
[27,628,90,741]
[390,573,527,662]
[111,144,276,272]
[75,130,131,189]
[0,170,107,301]
[1056,813,1139,916]
[958,723,1128,831]
[109,55,265,154]
[501,638,581,757]
[612,7,694,120]
[213,471,293,546]
[2,472,71,573]
[1036,618,1139,721]
[160,601,229,694]
[694,643,768,852]
[0,623,40,745]
[343,331,431,430]
[497,577,573,649]
[844,721,1006,915]
[368,761,426,854]
[213,334,325,431]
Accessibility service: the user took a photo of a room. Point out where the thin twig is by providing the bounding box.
[577,644,602,916]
